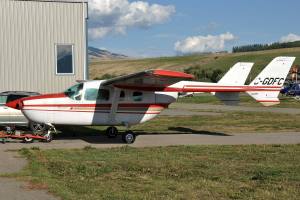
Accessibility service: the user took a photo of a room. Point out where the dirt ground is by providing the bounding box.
[0,151,59,200]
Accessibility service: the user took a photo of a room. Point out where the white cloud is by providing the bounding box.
[88,0,175,39]
[174,32,236,54]
[279,33,300,43]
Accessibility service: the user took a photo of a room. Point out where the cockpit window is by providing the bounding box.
[65,83,83,101]
[84,88,98,101]
[84,88,110,101]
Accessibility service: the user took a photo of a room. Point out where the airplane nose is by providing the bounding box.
[6,99,23,110]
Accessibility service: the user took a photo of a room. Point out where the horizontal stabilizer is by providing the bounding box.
[215,92,240,105]
[214,62,254,105]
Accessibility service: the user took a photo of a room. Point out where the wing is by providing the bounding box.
[101,69,194,91]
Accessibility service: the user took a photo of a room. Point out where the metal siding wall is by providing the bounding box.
[0,0,87,93]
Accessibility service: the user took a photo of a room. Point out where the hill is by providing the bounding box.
[89,47,300,81]
[88,47,128,60]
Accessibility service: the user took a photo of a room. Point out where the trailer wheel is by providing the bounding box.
[24,137,33,143]
[42,132,53,143]
[30,122,47,133]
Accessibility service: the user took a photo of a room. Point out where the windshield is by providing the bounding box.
[64,83,83,100]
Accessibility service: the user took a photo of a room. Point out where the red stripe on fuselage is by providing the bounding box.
[183,85,282,88]
[23,109,161,115]
[114,84,282,92]
[23,103,169,109]
[21,93,66,101]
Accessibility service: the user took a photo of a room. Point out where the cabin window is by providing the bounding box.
[65,83,83,101]
[56,44,74,75]
[98,89,110,101]
[119,91,125,101]
[133,91,143,102]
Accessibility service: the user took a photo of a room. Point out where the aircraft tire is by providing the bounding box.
[43,132,53,143]
[106,126,118,138]
[122,131,136,144]
[24,137,33,143]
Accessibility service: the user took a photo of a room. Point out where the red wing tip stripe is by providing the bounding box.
[153,69,194,79]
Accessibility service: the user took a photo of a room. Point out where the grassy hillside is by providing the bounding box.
[89,47,300,80]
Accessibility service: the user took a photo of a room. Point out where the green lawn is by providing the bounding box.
[15,145,300,200]
[55,111,300,136]
[134,112,300,134]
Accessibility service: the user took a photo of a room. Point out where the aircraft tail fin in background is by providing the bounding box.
[247,56,296,106]
[214,62,254,105]
[217,62,254,85]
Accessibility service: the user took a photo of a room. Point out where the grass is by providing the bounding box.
[133,112,300,134]
[16,145,300,200]
[89,47,300,79]
[54,110,300,137]
[178,94,300,108]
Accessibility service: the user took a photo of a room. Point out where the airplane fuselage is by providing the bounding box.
[20,80,178,127]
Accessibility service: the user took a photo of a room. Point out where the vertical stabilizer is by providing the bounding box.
[215,62,253,105]
[247,57,295,106]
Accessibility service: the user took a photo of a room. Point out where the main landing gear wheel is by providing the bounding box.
[122,131,136,144]
[106,126,118,138]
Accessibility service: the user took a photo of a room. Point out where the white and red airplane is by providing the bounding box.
[6,57,295,143]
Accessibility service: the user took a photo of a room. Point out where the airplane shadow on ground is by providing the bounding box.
[167,127,231,136]
[51,126,231,144]
[0,126,231,145]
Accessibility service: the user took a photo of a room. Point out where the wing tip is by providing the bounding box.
[152,69,195,79]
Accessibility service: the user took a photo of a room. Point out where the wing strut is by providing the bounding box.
[108,88,121,124]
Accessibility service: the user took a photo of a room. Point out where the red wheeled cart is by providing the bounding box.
[0,128,54,144]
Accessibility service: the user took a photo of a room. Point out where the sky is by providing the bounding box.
[88,0,300,57]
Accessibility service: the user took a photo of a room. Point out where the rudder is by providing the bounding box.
[247,56,296,106]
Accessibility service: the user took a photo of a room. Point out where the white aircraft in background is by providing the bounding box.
[6,57,295,143]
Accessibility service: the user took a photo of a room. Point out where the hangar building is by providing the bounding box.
[0,0,88,94]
